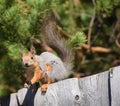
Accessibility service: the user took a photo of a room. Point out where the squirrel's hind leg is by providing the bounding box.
[41,74,52,92]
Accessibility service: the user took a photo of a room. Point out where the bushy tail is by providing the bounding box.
[42,14,74,72]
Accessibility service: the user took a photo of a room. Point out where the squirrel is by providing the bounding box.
[20,14,74,91]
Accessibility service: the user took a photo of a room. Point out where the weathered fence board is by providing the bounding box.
[1,66,120,106]
[34,78,80,106]
[10,93,18,106]
[110,66,120,106]
[78,71,109,106]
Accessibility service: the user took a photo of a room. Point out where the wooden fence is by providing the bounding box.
[0,66,120,106]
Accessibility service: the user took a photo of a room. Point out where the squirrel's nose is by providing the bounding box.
[25,63,29,67]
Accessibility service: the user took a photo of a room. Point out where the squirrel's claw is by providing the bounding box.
[24,80,32,88]
[24,83,30,88]
[41,84,49,92]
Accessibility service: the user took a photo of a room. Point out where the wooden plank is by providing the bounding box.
[17,88,27,105]
[16,84,38,106]
[34,78,81,106]
[8,66,120,106]
[9,87,34,106]
[110,66,120,106]
[78,71,109,106]
[9,93,18,106]
[8,72,110,106]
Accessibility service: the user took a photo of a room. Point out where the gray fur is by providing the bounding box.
[42,17,74,74]
[35,52,70,82]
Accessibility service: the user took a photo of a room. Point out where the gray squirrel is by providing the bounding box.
[21,15,74,91]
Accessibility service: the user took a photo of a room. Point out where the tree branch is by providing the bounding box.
[87,0,96,49]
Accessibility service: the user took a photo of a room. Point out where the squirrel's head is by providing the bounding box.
[21,49,36,68]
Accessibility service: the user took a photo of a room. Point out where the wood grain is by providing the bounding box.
[110,66,120,106]
[5,66,120,106]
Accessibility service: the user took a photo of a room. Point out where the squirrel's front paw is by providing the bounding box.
[24,81,32,88]
[24,83,30,88]
[41,84,49,92]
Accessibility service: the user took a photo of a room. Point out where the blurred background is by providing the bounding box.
[0,0,120,96]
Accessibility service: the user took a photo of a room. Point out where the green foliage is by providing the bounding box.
[4,42,20,60]
[96,0,120,16]
[68,31,87,48]
[0,0,60,42]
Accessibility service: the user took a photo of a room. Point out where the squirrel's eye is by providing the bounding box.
[31,57,33,59]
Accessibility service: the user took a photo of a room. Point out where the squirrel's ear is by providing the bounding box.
[30,37,36,55]
[30,48,36,55]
